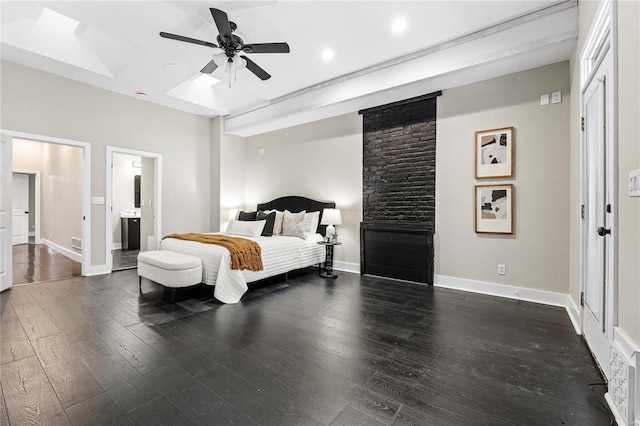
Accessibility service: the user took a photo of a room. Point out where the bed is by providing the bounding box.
[159,196,336,303]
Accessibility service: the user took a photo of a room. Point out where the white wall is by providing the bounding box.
[615,0,640,355]
[112,153,140,248]
[1,60,212,270]
[245,113,363,268]
[218,117,246,231]
[435,62,571,293]
[140,157,155,252]
[41,143,83,255]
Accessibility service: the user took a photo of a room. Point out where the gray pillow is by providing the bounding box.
[282,210,306,239]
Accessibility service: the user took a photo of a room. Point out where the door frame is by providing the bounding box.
[106,146,162,271]
[579,0,618,378]
[13,169,41,244]
[0,129,92,277]
[1,134,13,291]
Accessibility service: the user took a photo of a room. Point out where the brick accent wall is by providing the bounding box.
[361,93,439,228]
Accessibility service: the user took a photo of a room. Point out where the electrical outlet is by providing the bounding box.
[498,264,506,275]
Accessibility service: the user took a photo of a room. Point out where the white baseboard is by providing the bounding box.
[85,264,111,276]
[29,231,35,237]
[112,242,122,250]
[42,238,82,263]
[333,261,359,274]
[434,275,567,307]
[565,294,582,335]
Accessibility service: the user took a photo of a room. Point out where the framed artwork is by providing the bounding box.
[475,184,514,234]
[475,127,514,178]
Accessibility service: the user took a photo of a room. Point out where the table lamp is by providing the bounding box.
[320,208,342,240]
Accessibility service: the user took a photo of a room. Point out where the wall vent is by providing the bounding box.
[609,345,635,424]
[71,237,82,250]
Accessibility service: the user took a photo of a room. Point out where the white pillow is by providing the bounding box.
[282,210,306,239]
[302,211,320,234]
[225,220,266,237]
[265,210,284,235]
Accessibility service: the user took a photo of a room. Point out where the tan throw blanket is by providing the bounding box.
[162,233,263,271]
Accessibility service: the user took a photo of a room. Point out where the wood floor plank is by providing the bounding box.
[65,392,131,426]
[91,320,167,375]
[126,395,191,426]
[2,356,71,425]
[0,381,10,426]
[12,303,60,342]
[1,299,42,368]
[32,334,104,408]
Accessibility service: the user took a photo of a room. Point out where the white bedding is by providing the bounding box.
[159,233,325,304]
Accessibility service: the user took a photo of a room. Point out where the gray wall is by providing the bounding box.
[436,61,570,293]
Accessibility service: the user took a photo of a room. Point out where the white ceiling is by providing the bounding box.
[0,1,577,136]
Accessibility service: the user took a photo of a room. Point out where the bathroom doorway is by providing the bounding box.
[106,147,162,272]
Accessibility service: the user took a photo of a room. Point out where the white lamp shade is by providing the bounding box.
[320,208,342,226]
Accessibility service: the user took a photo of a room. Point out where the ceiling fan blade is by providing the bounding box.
[159,32,217,49]
[210,8,232,39]
[242,43,290,54]
[200,60,218,74]
[241,55,271,80]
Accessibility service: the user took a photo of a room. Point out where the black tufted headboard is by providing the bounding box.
[257,196,336,236]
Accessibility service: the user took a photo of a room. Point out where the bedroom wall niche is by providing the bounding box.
[359,92,440,284]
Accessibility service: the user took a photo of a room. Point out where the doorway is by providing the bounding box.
[0,130,92,292]
[106,147,162,272]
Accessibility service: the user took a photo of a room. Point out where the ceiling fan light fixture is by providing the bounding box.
[213,52,228,67]
[235,55,247,70]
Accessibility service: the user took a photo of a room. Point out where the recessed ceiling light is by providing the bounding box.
[321,49,334,62]
[392,17,407,33]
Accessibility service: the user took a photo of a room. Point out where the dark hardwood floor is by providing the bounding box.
[12,243,81,285]
[112,249,139,271]
[0,268,612,425]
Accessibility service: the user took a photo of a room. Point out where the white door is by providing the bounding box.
[12,173,29,245]
[582,50,614,379]
[1,133,13,291]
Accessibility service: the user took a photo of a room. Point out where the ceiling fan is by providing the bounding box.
[160,8,290,81]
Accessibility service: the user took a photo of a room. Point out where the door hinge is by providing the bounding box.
[580,291,585,306]
[581,117,585,131]
[581,204,585,219]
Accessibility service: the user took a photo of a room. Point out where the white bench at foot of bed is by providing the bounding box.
[137,251,203,299]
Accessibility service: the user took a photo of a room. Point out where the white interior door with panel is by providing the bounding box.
[12,173,29,245]
[582,48,615,379]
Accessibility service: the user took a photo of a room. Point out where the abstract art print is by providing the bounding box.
[475,127,514,178]
[475,184,514,234]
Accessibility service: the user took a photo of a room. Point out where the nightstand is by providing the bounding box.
[317,241,341,279]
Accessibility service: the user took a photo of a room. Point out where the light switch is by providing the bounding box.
[257,147,265,155]
[630,169,640,197]
[540,94,549,105]
[551,91,562,104]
